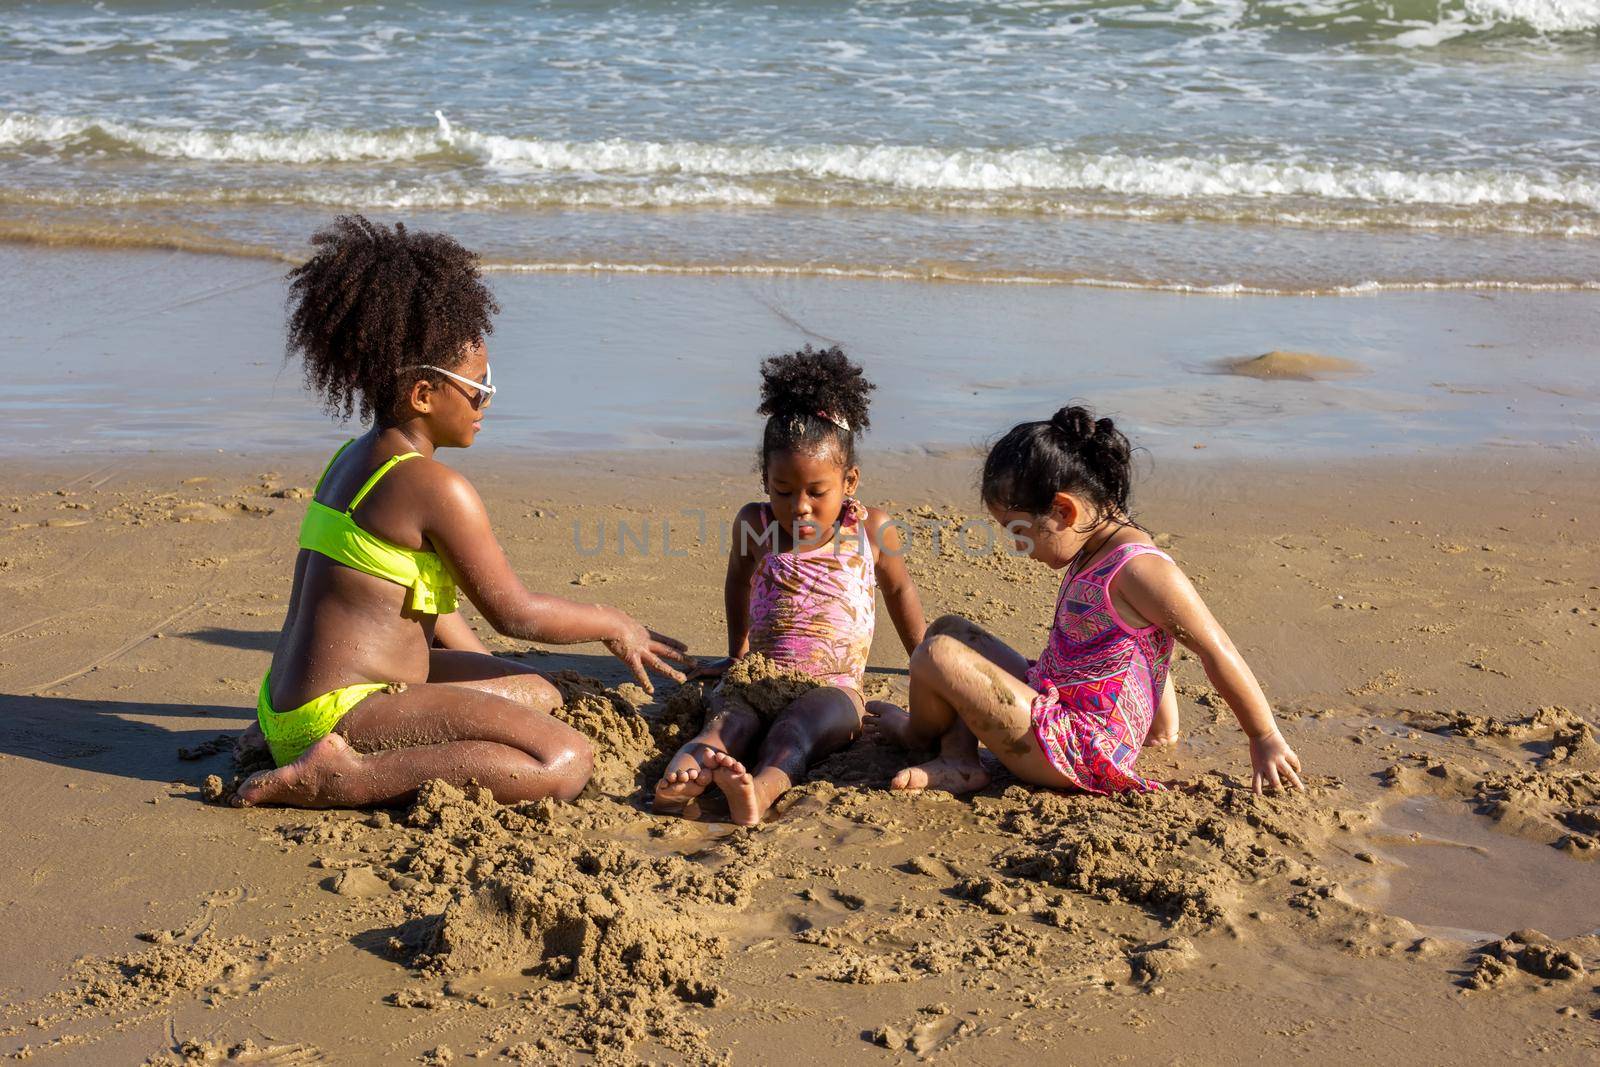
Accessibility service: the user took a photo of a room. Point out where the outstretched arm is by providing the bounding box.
[866,507,926,655]
[419,467,692,690]
[1115,553,1303,793]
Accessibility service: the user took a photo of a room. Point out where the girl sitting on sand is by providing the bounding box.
[654,346,926,825]
[236,215,692,809]
[870,405,1303,796]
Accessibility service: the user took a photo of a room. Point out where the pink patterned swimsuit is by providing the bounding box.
[1028,542,1174,794]
[746,499,876,692]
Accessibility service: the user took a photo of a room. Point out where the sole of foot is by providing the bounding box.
[233,732,361,808]
[890,756,991,795]
[652,742,724,815]
[706,750,763,826]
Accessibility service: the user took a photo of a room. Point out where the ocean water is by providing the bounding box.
[2,0,1598,292]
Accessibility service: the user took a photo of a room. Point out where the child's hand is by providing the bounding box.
[602,614,694,692]
[1248,729,1304,794]
[687,657,733,681]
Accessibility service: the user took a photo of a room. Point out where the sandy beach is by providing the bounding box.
[2,436,1597,1063]
[6,0,1600,1059]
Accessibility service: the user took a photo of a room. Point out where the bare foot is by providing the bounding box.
[233,733,362,808]
[652,742,723,815]
[863,700,916,747]
[707,750,764,826]
[890,755,991,795]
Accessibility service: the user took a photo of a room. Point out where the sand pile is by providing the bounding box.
[73,934,259,1014]
[1392,706,1600,856]
[713,653,820,722]
[390,775,752,1061]
[1219,349,1365,381]
[991,773,1340,929]
[545,670,661,797]
[1466,929,1596,992]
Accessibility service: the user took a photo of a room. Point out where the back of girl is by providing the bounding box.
[869,404,1303,797]
[653,345,927,824]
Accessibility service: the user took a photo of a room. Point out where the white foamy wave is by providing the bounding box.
[4,111,1598,215]
[1465,0,1600,33]
[1392,0,1600,44]
[0,112,444,164]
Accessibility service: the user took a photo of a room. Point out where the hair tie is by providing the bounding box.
[818,410,850,432]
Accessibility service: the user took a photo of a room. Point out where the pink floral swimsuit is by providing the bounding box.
[746,499,876,693]
[1027,542,1174,794]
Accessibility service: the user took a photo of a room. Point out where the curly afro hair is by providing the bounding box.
[285,214,499,424]
[757,344,875,480]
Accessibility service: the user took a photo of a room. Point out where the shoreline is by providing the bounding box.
[4,244,1598,460]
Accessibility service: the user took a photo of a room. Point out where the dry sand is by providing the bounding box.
[1,448,1597,1064]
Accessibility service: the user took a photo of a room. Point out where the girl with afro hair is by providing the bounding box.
[236,216,692,808]
[653,345,927,825]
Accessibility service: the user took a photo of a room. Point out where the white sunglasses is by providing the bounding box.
[409,364,496,408]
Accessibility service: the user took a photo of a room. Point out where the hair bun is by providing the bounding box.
[1049,405,1095,440]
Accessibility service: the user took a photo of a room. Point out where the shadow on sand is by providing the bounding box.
[0,650,654,786]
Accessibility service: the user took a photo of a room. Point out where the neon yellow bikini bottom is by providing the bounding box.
[257,672,389,767]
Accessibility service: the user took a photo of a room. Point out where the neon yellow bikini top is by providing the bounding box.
[298,440,459,615]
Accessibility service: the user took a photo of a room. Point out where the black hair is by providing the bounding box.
[757,345,874,482]
[981,404,1134,525]
[285,214,499,424]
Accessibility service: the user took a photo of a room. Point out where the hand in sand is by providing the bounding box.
[603,615,694,692]
[1249,729,1304,794]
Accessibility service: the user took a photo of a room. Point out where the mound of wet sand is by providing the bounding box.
[1390,706,1600,857]
[406,781,740,1060]
[715,653,821,722]
[1220,350,1365,381]
[993,773,1357,930]
[1466,929,1595,992]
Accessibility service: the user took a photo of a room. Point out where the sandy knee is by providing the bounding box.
[913,633,971,678]
[545,731,594,801]
[926,613,980,641]
[518,673,564,715]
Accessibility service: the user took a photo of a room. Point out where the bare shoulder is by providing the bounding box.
[729,501,770,560]
[859,505,910,569]
[1116,541,1187,594]
[385,455,484,520]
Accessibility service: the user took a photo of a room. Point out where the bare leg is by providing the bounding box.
[653,693,762,816]
[234,681,593,808]
[886,626,1077,794]
[866,615,1038,794]
[1145,673,1180,746]
[713,686,862,826]
[428,649,562,712]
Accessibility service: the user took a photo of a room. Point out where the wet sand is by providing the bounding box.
[1,448,1597,1064]
[4,245,1599,458]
